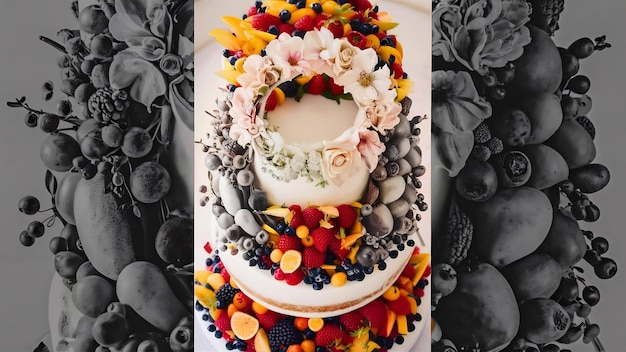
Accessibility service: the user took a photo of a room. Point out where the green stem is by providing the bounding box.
[39,36,67,54]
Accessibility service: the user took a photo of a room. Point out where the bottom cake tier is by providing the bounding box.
[194,243,431,352]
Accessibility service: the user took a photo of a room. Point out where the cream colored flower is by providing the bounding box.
[331,39,360,76]
[357,89,402,134]
[335,49,391,101]
[321,129,361,186]
[237,55,282,96]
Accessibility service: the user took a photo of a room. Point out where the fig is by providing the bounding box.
[91,312,130,348]
[40,133,82,172]
[516,92,563,145]
[129,161,171,204]
[121,126,153,158]
[509,25,563,94]
[569,163,610,193]
[521,144,569,190]
[454,160,498,202]
[70,316,98,352]
[462,187,553,267]
[435,263,519,352]
[79,5,109,34]
[431,263,457,304]
[54,250,87,279]
[72,275,116,318]
[546,119,596,169]
[361,204,394,237]
[538,210,587,271]
[501,252,562,303]
[155,215,193,266]
[76,261,103,281]
[76,118,100,142]
[489,107,531,146]
[490,151,531,188]
[519,298,571,344]
[81,129,113,160]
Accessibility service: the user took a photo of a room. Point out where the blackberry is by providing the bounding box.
[278,81,300,98]
[470,144,492,162]
[268,319,303,351]
[221,136,246,155]
[576,115,596,139]
[87,87,129,123]
[214,282,239,309]
[473,122,492,144]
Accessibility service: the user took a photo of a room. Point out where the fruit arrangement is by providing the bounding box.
[431,0,616,351]
[8,1,194,351]
[195,243,430,351]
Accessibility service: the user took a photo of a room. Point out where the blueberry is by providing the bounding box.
[202,314,209,321]
[311,3,322,14]
[392,235,402,244]
[276,222,286,234]
[213,266,222,273]
[350,19,361,31]
[363,266,374,274]
[389,250,399,259]
[254,0,263,8]
[312,282,323,290]
[226,341,235,350]
[278,80,299,97]
[242,14,247,20]
[360,23,372,35]
[260,49,267,57]
[249,258,258,266]
[292,30,305,38]
[395,336,405,344]
[222,49,231,58]
[205,257,214,266]
[397,243,405,251]
[304,275,313,284]
[304,328,315,340]
[296,0,306,9]
[258,6,266,13]
[268,25,280,35]
[372,5,379,12]
[407,239,415,247]
[255,247,264,256]
[371,24,380,33]
[208,324,216,332]
[229,56,238,65]
[279,9,291,22]
[287,0,297,3]
[215,330,223,338]
[228,84,237,93]
[285,226,296,236]
[378,261,387,270]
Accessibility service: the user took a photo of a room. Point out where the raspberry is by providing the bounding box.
[307,74,327,95]
[247,6,258,17]
[473,121,492,144]
[485,136,504,155]
[302,207,324,229]
[311,227,335,252]
[278,235,303,252]
[337,204,357,229]
[328,77,344,96]
[294,15,315,32]
[314,324,344,347]
[346,31,367,49]
[285,268,305,285]
[214,310,231,332]
[249,13,282,32]
[302,247,325,269]
[391,62,404,80]
[470,144,492,162]
[278,23,296,34]
[386,296,412,315]
[257,310,283,330]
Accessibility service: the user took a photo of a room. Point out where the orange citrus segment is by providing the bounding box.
[307,317,324,332]
[280,250,303,273]
[231,311,260,341]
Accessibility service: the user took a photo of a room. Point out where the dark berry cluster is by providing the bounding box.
[303,267,331,290]
[268,319,304,351]
[214,282,239,309]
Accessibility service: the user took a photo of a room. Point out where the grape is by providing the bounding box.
[557,277,579,302]
[26,221,45,238]
[594,257,617,279]
[571,202,587,220]
[24,112,38,128]
[560,96,579,120]
[582,285,600,306]
[584,204,600,222]
[72,156,89,170]
[18,195,40,215]
[38,113,60,133]
[558,180,575,195]
[541,343,560,352]
[19,231,35,247]
[559,47,580,81]
[568,37,595,59]
[566,75,591,94]
[577,303,592,317]
[591,237,609,254]
[204,153,221,171]
[582,323,600,343]
[49,236,69,254]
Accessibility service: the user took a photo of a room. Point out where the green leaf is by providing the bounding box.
[6,101,21,108]
[44,170,58,196]
[295,85,306,102]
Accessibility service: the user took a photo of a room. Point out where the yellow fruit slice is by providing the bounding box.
[318,205,339,218]
[221,16,247,40]
[280,249,303,274]
[382,285,400,301]
[252,301,269,315]
[296,225,309,239]
[288,8,316,25]
[307,317,324,332]
[396,314,408,335]
[231,311,260,341]
[206,272,226,291]
[411,253,431,286]
[263,207,291,218]
[209,29,244,51]
[384,310,396,337]
[330,271,347,287]
[254,327,272,352]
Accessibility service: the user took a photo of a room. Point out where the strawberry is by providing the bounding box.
[265,89,278,112]
[249,13,282,32]
[414,287,425,298]
[328,236,349,260]
[204,241,212,254]
[391,62,404,79]
[314,14,330,29]
[357,299,389,331]
[257,310,282,330]
[314,324,344,347]
[289,204,304,228]
[278,234,303,252]
[339,311,367,333]
[278,23,296,34]
[422,264,431,279]
[247,6,258,17]
[336,204,357,229]
[401,264,415,279]
[328,77,344,96]
[302,247,325,269]
[326,19,344,38]
[273,267,286,280]
[311,227,335,252]
[346,31,367,49]
[214,310,231,332]
[285,268,305,285]
[307,74,326,95]
[351,0,374,12]
[294,15,315,32]
[387,295,412,315]
[302,207,324,229]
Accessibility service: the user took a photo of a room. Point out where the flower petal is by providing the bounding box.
[169,74,194,130]
[110,50,167,111]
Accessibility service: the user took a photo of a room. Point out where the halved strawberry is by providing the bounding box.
[289,204,304,228]
[302,207,324,229]
[302,247,325,269]
[346,31,367,49]
[336,204,357,229]
[249,13,282,32]
[307,74,327,95]
[326,19,344,38]
[311,227,335,252]
[278,234,303,252]
[387,296,412,316]
[265,89,278,111]
[314,324,344,347]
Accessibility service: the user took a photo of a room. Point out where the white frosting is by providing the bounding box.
[253,94,370,207]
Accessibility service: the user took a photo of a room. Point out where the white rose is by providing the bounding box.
[322,147,354,186]
[332,40,360,76]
